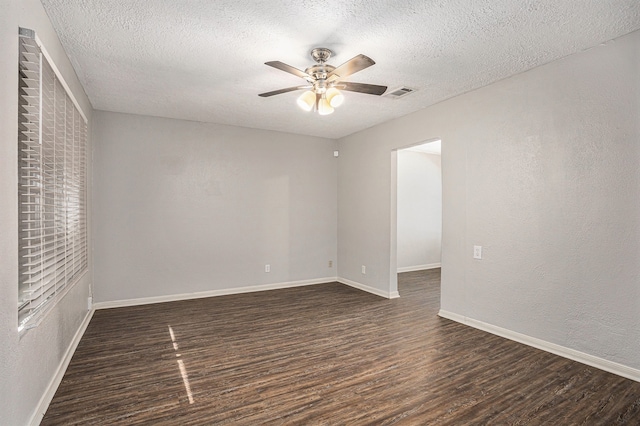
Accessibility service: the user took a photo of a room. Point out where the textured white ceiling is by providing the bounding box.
[41,0,640,139]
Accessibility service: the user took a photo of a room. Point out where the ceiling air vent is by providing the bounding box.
[383,86,416,99]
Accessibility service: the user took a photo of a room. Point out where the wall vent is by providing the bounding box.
[384,86,416,99]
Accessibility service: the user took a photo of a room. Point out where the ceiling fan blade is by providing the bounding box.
[327,54,375,80]
[265,61,313,81]
[258,86,309,97]
[339,82,387,96]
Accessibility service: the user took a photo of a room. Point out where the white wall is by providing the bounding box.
[92,111,338,303]
[397,150,442,271]
[0,0,94,424]
[338,30,640,371]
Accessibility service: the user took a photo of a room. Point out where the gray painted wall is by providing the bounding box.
[397,151,442,270]
[0,0,94,424]
[338,31,640,370]
[92,111,338,303]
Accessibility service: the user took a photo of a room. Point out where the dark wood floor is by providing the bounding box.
[43,269,640,425]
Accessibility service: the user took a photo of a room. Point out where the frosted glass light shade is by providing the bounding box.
[326,88,344,108]
[296,91,315,111]
[318,98,334,115]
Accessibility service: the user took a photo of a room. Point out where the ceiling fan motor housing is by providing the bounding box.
[305,64,336,91]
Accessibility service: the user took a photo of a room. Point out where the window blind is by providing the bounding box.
[18,29,88,331]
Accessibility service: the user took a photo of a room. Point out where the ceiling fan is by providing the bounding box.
[259,48,387,115]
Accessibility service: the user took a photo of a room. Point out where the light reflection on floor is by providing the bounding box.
[168,325,194,404]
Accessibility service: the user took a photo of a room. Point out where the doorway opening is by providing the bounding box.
[391,139,442,297]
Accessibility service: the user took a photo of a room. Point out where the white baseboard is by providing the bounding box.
[438,310,640,383]
[93,277,339,310]
[397,263,441,273]
[338,277,400,299]
[29,308,95,426]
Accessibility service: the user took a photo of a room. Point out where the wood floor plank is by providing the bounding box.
[42,270,640,425]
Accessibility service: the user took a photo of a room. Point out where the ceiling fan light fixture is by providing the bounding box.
[318,97,334,115]
[296,90,315,111]
[326,87,344,108]
[260,48,387,116]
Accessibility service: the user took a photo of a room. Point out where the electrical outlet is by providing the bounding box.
[328,260,333,268]
[361,265,366,274]
[87,296,92,310]
[473,245,482,260]
[265,264,271,272]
